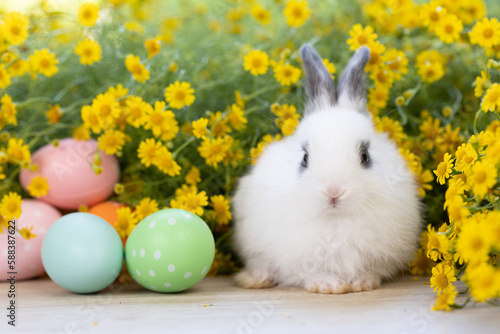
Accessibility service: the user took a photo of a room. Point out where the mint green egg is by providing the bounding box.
[125,209,215,292]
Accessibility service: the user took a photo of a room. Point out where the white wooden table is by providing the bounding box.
[1,275,498,334]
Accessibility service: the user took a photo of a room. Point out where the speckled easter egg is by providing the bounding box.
[0,200,62,280]
[19,138,120,210]
[125,209,215,293]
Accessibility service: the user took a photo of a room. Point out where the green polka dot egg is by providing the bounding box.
[125,209,215,292]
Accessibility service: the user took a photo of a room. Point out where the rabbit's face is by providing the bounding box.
[294,108,380,213]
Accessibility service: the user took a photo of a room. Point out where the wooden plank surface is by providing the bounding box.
[1,275,499,334]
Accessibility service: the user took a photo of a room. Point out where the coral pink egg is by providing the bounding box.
[0,199,62,280]
[19,138,120,210]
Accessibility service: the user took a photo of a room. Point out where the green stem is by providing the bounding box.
[16,97,54,108]
[473,107,482,136]
[451,296,471,309]
[404,81,422,106]
[172,136,195,158]
[243,84,281,101]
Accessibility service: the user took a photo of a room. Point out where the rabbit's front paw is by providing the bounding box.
[348,277,381,292]
[234,270,277,289]
[304,275,349,294]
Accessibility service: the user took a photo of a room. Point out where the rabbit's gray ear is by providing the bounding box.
[337,46,370,113]
[300,44,336,114]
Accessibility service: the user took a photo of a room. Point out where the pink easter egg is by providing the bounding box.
[0,199,62,280]
[19,138,120,210]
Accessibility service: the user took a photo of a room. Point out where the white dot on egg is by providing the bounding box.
[168,217,176,225]
[184,272,192,279]
[201,266,208,275]
[38,227,47,235]
[34,210,42,218]
[149,220,157,229]
[140,248,145,257]
[149,270,156,277]
[185,213,192,219]
[135,269,141,276]
[132,249,136,258]
[24,244,32,252]
[153,250,161,260]
[164,282,172,288]
[168,264,175,272]
[150,285,158,290]
[2,250,7,257]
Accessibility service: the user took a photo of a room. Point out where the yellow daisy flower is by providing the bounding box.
[29,48,59,77]
[473,70,491,98]
[434,14,463,44]
[209,111,232,138]
[7,59,29,77]
[368,85,390,111]
[125,54,150,83]
[426,224,450,261]
[469,17,500,48]
[81,105,102,133]
[434,153,453,185]
[283,0,310,28]
[27,175,49,198]
[97,129,126,155]
[209,195,232,225]
[0,192,23,220]
[5,137,30,163]
[1,11,29,45]
[73,124,91,141]
[125,96,150,128]
[457,218,495,263]
[481,83,500,112]
[198,136,232,168]
[227,104,247,131]
[144,101,167,137]
[114,207,138,238]
[153,146,181,176]
[273,61,301,86]
[365,40,386,72]
[347,24,378,50]
[1,94,17,126]
[468,160,497,199]
[0,65,12,88]
[20,226,36,239]
[164,81,196,109]
[420,1,447,31]
[454,143,478,172]
[431,286,457,311]
[45,104,62,124]
[170,187,208,216]
[374,116,405,145]
[192,118,209,139]
[74,39,102,65]
[251,4,271,25]
[320,59,336,81]
[243,50,270,76]
[465,263,500,303]
[78,3,99,27]
[145,37,161,59]
[134,197,159,221]
[185,166,201,185]
[91,93,121,128]
[430,263,456,294]
[137,138,161,167]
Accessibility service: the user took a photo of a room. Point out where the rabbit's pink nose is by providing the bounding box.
[326,187,345,206]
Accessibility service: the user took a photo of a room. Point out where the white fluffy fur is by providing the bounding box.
[232,106,421,294]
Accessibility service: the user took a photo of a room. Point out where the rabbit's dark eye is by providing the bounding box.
[301,152,309,169]
[360,142,371,168]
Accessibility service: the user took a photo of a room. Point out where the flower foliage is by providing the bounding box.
[0,0,500,302]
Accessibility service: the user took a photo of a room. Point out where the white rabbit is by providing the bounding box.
[232,44,422,294]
